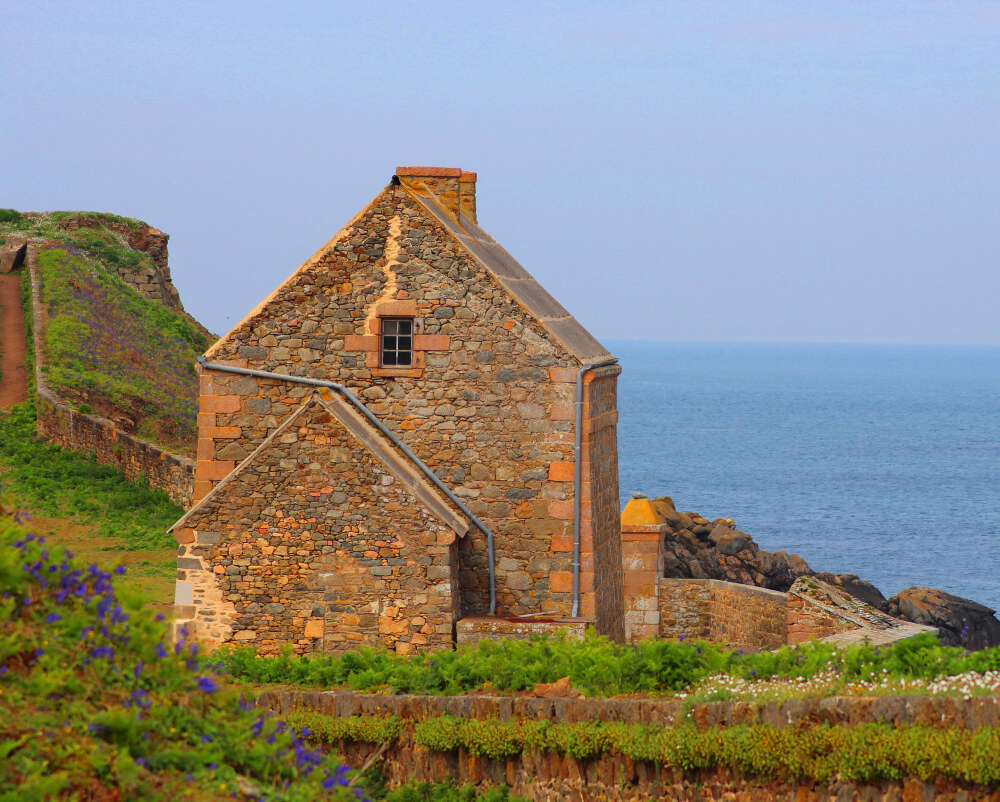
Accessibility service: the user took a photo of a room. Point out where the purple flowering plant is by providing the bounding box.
[0,514,365,800]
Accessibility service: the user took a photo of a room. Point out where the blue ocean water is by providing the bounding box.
[611,341,1000,613]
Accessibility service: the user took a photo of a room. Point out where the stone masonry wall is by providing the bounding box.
[175,401,459,655]
[659,578,788,652]
[621,526,664,643]
[197,181,619,631]
[260,689,1000,801]
[28,245,194,506]
[585,367,624,639]
[786,592,860,644]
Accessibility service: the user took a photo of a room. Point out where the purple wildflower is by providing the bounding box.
[195,675,218,694]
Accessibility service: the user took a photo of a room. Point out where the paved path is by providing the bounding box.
[0,273,28,408]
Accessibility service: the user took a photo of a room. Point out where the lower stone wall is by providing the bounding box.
[35,389,194,507]
[260,690,1000,801]
[456,616,590,645]
[28,246,194,507]
[335,739,988,801]
[658,578,788,652]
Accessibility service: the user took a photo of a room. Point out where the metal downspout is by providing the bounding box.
[572,359,619,618]
[197,356,497,615]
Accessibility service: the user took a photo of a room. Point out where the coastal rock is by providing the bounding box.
[657,495,811,591]
[654,495,1000,650]
[884,587,1000,650]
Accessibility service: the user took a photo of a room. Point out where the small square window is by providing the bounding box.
[381,318,413,367]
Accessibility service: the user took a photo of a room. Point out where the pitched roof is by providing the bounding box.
[401,182,613,364]
[171,391,470,538]
[206,169,613,365]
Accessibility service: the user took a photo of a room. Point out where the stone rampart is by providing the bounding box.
[258,689,1000,801]
[658,578,788,652]
[27,245,194,506]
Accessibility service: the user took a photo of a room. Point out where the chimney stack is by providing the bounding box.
[395,166,477,224]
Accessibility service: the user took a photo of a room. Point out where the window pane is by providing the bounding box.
[382,335,396,351]
[383,320,399,335]
[397,336,411,351]
[382,350,397,366]
[397,319,412,335]
[397,351,412,366]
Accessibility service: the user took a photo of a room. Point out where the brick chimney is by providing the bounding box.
[395,166,477,224]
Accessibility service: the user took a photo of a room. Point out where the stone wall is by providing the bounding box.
[455,615,588,645]
[27,245,194,506]
[259,689,1000,801]
[585,366,623,639]
[174,394,463,655]
[787,576,937,647]
[658,578,788,652]
[195,178,622,635]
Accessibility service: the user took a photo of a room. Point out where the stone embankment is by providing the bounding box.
[653,496,1000,650]
[260,689,1000,801]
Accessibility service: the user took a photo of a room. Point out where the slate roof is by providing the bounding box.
[170,391,470,538]
[402,182,613,364]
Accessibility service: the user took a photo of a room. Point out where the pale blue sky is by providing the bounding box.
[3,1,998,344]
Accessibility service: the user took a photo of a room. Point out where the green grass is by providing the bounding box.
[0,402,182,551]
[271,709,1000,788]
[410,717,1000,786]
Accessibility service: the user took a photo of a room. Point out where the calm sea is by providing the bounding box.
[611,341,1000,613]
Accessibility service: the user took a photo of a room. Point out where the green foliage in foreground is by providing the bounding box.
[280,711,1000,788]
[0,516,365,800]
[220,629,1000,699]
[0,402,182,550]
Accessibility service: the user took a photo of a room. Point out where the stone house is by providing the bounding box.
[172,166,624,654]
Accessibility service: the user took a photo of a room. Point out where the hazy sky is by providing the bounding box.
[3,1,998,344]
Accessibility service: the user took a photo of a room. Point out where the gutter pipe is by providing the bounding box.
[571,359,619,618]
[197,356,497,615]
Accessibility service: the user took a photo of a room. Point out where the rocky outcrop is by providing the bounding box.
[653,495,1000,650]
[52,213,183,309]
[884,587,1000,651]
[653,496,883,602]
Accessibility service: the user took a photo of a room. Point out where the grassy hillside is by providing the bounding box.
[2,208,209,456]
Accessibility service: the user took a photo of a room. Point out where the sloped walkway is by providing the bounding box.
[0,272,28,408]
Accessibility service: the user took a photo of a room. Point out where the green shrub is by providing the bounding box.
[77,403,92,415]
[0,209,23,223]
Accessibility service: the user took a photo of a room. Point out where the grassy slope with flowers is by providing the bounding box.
[2,208,209,456]
[34,245,208,456]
